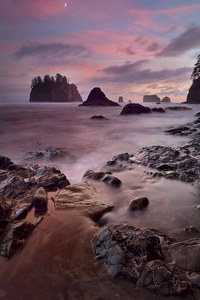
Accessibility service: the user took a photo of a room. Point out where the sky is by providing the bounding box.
[0,0,200,103]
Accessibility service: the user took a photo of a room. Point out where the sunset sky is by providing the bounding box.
[1,0,200,103]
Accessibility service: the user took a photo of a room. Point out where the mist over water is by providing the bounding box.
[0,102,200,237]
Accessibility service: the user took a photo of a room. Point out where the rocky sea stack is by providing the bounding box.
[29,73,82,102]
[161,96,171,103]
[143,95,160,103]
[80,87,119,106]
[187,77,200,104]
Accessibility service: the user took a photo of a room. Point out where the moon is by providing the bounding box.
[64,3,67,7]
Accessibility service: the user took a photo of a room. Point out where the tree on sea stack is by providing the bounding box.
[191,54,200,80]
[186,54,200,104]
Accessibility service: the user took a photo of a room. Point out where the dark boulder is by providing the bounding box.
[83,170,121,187]
[151,108,166,113]
[33,187,48,212]
[120,103,151,115]
[129,197,149,211]
[80,87,119,106]
[90,115,108,120]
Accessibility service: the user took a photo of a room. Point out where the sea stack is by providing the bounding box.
[161,97,171,103]
[118,96,124,103]
[29,74,82,102]
[186,77,200,104]
[143,95,160,103]
[80,87,120,106]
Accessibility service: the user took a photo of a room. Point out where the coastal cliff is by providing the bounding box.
[29,73,82,102]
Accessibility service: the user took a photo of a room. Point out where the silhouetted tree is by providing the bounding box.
[62,76,68,84]
[43,74,51,83]
[55,73,63,82]
[191,54,200,80]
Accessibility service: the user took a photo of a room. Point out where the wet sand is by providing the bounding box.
[0,196,197,300]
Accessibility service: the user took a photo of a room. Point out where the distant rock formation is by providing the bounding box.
[161,96,171,103]
[120,103,151,115]
[29,74,82,102]
[118,96,124,103]
[80,87,119,106]
[143,95,160,103]
[186,77,200,104]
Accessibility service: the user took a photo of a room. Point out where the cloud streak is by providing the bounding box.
[14,42,91,65]
[93,60,191,84]
[159,26,200,56]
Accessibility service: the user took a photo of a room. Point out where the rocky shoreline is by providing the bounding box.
[0,111,200,299]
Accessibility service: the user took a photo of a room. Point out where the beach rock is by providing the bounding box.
[186,77,200,104]
[0,194,11,219]
[80,87,119,106]
[83,170,121,187]
[32,165,70,191]
[161,97,171,103]
[24,147,72,161]
[165,126,191,135]
[90,115,108,120]
[129,197,149,211]
[120,103,151,115]
[92,225,193,296]
[33,187,48,212]
[195,112,200,117]
[118,96,124,103]
[0,221,40,258]
[53,182,114,220]
[143,95,160,103]
[165,106,192,111]
[151,108,166,113]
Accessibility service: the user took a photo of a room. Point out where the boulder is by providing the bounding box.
[53,182,114,220]
[186,77,200,104]
[33,187,48,212]
[129,197,149,211]
[80,87,119,106]
[120,103,151,115]
[143,95,160,103]
[161,97,171,103]
[83,170,121,187]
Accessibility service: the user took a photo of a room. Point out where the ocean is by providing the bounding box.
[0,102,200,300]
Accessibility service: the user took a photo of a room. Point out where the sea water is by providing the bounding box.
[0,102,200,237]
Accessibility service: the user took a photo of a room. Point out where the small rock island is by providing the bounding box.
[29,73,82,102]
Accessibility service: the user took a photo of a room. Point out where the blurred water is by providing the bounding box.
[0,102,200,237]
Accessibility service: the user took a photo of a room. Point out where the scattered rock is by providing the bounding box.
[129,197,149,211]
[80,87,119,106]
[102,175,121,187]
[0,194,11,219]
[53,182,114,221]
[120,103,151,115]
